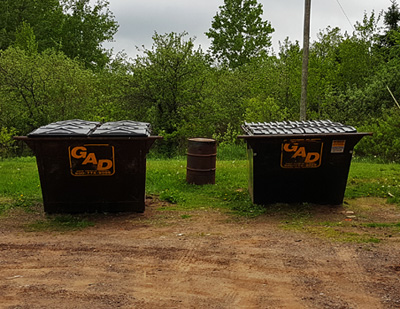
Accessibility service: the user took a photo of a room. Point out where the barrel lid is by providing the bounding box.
[27,120,152,138]
[242,120,357,136]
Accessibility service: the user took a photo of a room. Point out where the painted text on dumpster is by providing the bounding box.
[69,144,115,176]
[281,139,323,169]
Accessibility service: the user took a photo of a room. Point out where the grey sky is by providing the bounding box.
[102,0,391,58]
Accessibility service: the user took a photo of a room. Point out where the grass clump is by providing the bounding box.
[26,215,95,232]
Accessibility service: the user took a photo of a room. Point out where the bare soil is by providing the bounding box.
[1,197,400,308]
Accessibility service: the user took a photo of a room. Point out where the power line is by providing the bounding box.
[335,0,355,31]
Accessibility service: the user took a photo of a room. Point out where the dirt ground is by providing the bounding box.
[1,197,400,309]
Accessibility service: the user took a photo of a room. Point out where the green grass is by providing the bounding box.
[346,162,400,204]
[0,157,42,213]
[1,157,400,214]
[1,156,400,238]
[146,158,263,216]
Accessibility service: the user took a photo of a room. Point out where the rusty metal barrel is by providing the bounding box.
[186,138,217,185]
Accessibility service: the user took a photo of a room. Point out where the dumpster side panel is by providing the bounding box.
[246,145,255,202]
[248,135,362,205]
[34,139,148,213]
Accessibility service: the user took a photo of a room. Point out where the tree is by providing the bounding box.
[379,0,400,48]
[14,22,38,55]
[0,0,64,51]
[0,47,98,134]
[206,0,274,69]
[384,0,400,31]
[60,0,119,70]
[129,32,210,153]
[0,0,118,70]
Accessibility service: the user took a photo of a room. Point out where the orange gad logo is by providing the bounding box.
[69,144,115,176]
[280,139,323,169]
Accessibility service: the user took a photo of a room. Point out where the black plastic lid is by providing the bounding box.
[242,120,357,136]
[28,120,100,137]
[90,121,151,137]
[27,120,152,138]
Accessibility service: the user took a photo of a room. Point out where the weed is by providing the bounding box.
[159,189,185,204]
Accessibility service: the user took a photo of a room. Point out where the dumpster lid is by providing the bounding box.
[28,120,100,137]
[27,120,152,138]
[90,121,151,137]
[241,120,357,136]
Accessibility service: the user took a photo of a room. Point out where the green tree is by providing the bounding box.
[276,38,303,115]
[14,22,38,55]
[60,0,119,70]
[129,32,210,153]
[378,0,400,48]
[0,0,118,70]
[0,47,98,134]
[0,0,64,51]
[206,0,274,69]
[384,0,400,31]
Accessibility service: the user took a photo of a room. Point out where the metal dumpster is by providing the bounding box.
[238,120,372,205]
[14,120,162,213]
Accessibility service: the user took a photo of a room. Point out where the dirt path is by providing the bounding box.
[1,198,400,308]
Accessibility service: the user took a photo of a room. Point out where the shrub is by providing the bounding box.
[0,127,17,158]
[355,108,400,161]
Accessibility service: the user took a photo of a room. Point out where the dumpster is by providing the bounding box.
[238,120,372,205]
[14,120,162,214]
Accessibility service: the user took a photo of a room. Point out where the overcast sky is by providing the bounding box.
[102,0,391,58]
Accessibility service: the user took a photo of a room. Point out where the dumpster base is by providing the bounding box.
[44,201,145,214]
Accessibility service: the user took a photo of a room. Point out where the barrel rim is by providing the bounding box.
[187,137,216,143]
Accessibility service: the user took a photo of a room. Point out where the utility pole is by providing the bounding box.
[300,0,311,121]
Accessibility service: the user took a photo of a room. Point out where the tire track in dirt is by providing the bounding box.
[212,235,305,308]
[295,244,384,308]
[333,246,383,308]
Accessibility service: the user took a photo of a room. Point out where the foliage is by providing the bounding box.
[206,0,274,68]
[0,0,118,70]
[128,32,211,154]
[244,97,289,122]
[0,127,17,158]
[2,2,400,159]
[14,22,38,55]
[356,108,400,162]
[0,47,98,134]
[60,0,119,70]
[384,0,400,32]
[0,0,64,51]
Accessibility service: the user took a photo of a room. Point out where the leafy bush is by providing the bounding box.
[356,108,400,161]
[0,127,17,158]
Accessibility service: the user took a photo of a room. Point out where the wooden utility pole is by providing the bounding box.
[300,0,311,121]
